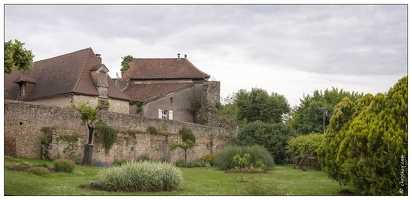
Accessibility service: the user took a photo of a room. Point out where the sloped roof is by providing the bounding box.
[121,57,210,81]
[4,48,129,101]
[14,74,37,84]
[123,82,194,103]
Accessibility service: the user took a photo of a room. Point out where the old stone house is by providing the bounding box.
[115,53,221,124]
[4,48,130,113]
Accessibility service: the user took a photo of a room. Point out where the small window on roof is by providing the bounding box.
[20,83,26,96]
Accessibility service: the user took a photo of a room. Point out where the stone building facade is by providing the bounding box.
[117,54,221,125]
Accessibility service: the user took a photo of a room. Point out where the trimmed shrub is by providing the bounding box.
[97,161,182,192]
[287,133,324,158]
[28,167,49,176]
[214,145,274,170]
[53,158,75,173]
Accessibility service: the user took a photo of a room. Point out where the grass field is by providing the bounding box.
[4,157,354,196]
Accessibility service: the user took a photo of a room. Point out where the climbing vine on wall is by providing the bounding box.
[56,133,80,159]
[94,121,118,155]
[40,126,57,160]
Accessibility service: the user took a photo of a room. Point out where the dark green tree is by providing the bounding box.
[231,121,296,164]
[318,76,408,195]
[234,88,290,124]
[4,39,35,74]
[288,87,363,134]
[120,55,133,75]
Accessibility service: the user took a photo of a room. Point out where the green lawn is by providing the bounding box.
[4,157,353,196]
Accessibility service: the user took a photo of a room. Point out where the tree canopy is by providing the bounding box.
[234,88,290,124]
[288,87,363,134]
[120,55,133,75]
[231,121,297,164]
[4,39,35,74]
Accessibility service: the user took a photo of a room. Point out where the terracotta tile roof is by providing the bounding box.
[123,82,194,103]
[4,48,129,101]
[121,58,210,81]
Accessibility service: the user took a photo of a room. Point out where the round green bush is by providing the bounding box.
[97,161,183,192]
[214,145,274,170]
[53,158,75,173]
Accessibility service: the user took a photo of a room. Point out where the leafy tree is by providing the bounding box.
[72,101,109,165]
[231,121,297,164]
[286,133,324,171]
[288,87,363,134]
[120,55,133,75]
[234,88,290,124]
[4,39,35,74]
[170,127,196,167]
[318,76,408,195]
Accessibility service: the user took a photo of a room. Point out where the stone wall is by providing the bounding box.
[4,100,235,163]
[196,81,221,127]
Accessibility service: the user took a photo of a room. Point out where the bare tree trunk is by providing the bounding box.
[299,151,310,172]
[82,124,95,166]
[82,144,94,165]
[184,150,187,167]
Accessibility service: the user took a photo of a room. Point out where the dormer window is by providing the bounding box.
[98,69,108,87]
[13,74,37,98]
[20,83,26,96]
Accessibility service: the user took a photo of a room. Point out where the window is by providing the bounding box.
[19,83,26,96]
[158,109,173,120]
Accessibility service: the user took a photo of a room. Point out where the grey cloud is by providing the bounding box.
[5,5,406,77]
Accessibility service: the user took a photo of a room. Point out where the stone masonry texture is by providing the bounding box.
[4,100,234,164]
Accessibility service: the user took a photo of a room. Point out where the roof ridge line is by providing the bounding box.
[72,48,92,93]
[34,47,92,63]
[185,59,210,78]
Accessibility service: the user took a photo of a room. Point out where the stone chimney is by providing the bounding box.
[177,53,180,60]
[184,54,187,58]
[96,54,102,64]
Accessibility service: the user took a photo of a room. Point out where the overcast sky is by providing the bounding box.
[3,3,408,107]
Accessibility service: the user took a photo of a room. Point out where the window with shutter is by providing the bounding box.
[158,109,163,119]
[169,110,173,120]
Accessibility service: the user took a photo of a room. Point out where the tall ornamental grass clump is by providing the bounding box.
[96,161,182,192]
[214,145,274,170]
